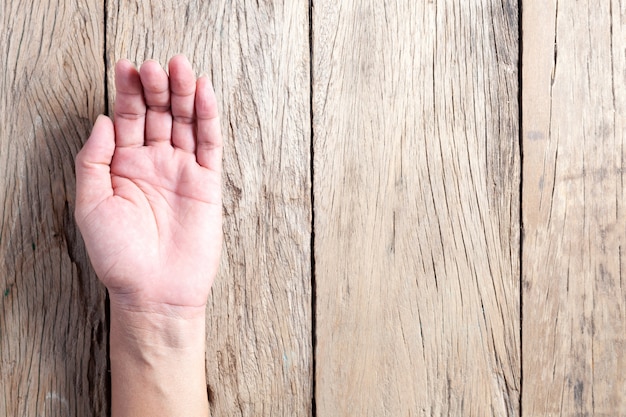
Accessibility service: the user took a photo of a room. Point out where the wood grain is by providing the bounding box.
[522,0,626,415]
[0,0,107,415]
[6,1,626,414]
[313,1,520,415]
[107,2,313,415]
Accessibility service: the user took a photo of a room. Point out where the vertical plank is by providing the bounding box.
[313,1,519,415]
[0,1,107,415]
[522,0,626,414]
[107,2,312,415]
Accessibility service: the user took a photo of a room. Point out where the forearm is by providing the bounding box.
[109,304,209,417]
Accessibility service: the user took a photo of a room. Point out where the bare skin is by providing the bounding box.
[75,55,222,417]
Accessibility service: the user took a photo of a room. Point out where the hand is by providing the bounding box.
[75,55,222,317]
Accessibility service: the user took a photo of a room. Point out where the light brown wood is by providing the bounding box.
[0,1,108,415]
[107,2,313,415]
[5,1,626,414]
[522,0,626,414]
[313,1,520,415]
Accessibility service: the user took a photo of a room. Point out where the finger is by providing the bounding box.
[195,77,223,172]
[169,55,197,152]
[114,59,146,148]
[75,115,115,217]
[139,60,172,146]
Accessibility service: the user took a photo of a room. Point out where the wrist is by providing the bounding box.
[110,302,206,351]
[108,303,209,416]
[107,287,209,316]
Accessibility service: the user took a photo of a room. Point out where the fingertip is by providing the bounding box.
[197,74,212,86]
[197,74,210,91]
[114,59,135,78]
[115,58,134,69]
[115,59,142,93]
[196,75,209,91]
[139,60,169,95]
[78,114,115,164]
[169,55,195,89]
[139,59,163,76]
[169,54,191,67]
[195,77,218,118]
[91,114,114,138]
[141,58,160,66]
[95,113,113,126]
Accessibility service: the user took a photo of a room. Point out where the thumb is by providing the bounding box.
[75,115,115,217]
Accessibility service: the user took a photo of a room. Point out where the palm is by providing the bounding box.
[75,56,222,312]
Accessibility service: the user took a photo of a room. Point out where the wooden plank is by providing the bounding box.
[0,1,108,415]
[313,1,520,415]
[107,2,312,415]
[522,0,626,414]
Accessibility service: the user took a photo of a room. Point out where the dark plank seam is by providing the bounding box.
[308,1,317,416]
[103,1,112,415]
[518,0,524,415]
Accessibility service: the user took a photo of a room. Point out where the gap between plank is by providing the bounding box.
[518,0,524,415]
[308,1,317,416]
[102,1,112,415]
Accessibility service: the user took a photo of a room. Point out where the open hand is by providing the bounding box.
[75,55,222,316]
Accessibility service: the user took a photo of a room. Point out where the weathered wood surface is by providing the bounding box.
[5,0,626,415]
[107,1,313,415]
[313,1,520,415]
[0,1,108,416]
[522,0,626,415]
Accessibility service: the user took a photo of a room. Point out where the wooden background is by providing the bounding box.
[0,0,624,416]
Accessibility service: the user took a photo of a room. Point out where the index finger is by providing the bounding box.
[113,59,146,148]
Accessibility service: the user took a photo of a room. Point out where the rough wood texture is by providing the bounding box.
[6,1,626,414]
[0,1,107,416]
[522,0,626,415]
[313,1,520,415]
[107,2,312,415]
